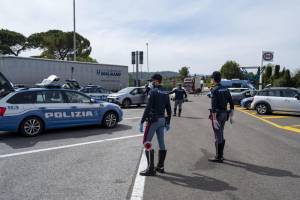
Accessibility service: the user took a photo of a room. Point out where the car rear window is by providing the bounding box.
[7,91,38,104]
[281,90,297,97]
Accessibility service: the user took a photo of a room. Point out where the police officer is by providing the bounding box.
[169,83,187,117]
[139,74,172,176]
[209,71,234,163]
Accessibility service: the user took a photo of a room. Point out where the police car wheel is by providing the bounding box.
[122,99,131,108]
[20,117,44,136]
[102,112,118,128]
[256,103,269,115]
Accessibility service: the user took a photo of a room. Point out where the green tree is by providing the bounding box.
[273,65,281,79]
[178,66,190,80]
[220,60,244,79]
[263,65,272,86]
[292,69,300,88]
[273,69,292,87]
[0,29,27,56]
[76,56,98,63]
[27,30,92,61]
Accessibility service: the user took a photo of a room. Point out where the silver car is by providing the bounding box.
[107,87,147,108]
[251,87,300,115]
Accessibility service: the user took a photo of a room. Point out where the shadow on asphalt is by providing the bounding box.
[156,172,237,192]
[0,124,132,149]
[223,159,300,178]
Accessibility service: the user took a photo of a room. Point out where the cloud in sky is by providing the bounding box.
[1,0,300,74]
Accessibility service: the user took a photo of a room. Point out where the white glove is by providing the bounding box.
[139,123,144,133]
[212,118,220,130]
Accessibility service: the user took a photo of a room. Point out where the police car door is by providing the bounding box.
[63,91,100,124]
[40,90,74,127]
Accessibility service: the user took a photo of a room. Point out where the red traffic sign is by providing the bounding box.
[262,51,274,62]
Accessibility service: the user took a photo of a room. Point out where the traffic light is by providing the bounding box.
[131,52,136,64]
[139,51,143,64]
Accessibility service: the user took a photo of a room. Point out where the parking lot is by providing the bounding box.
[0,95,300,200]
[237,107,300,134]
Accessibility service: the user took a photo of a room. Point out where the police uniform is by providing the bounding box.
[209,83,234,162]
[169,86,187,117]
[140,85,172,176]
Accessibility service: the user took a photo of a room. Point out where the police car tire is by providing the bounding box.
[20,117,44,137]
[122,99,131,108]
[102,111,118,128]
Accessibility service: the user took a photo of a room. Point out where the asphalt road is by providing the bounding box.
[0,96,299,200]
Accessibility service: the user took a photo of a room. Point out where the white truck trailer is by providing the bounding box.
[183,76,204,94]
[0,56,128,91]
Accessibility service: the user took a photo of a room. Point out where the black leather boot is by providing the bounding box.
[140,150,156,176]
[178,109,182,117]
[156,150,167,173]
[173,108,176,116]
[208,142,223,163]
[220,140,225,160]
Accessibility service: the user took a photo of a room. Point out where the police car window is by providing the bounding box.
[97,88,104,93]
[65,91,91,103]
[281,90,297,97]
[7,91,37,104]
[43,91,64,103]
[232,83,242,88]
[36,92,45,103]
[81,88,89,93]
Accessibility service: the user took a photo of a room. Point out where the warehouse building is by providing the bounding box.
[0,56,128,91]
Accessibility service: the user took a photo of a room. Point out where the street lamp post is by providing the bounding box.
[73,0,76,61]
[146,42,149,73]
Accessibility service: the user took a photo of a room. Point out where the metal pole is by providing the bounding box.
[146,43,149,73]
[136,51,139,86]
[73,0,76,61]
[259,53,263,90]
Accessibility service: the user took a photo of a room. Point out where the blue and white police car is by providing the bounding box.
[0,74,123,136]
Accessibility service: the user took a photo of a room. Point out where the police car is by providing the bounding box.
[0,73,123,136]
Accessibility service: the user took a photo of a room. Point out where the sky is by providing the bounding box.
[1,0,300,75]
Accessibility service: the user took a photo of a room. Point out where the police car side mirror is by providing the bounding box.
[90,98,96,103]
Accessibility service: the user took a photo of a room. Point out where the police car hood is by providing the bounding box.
[0,72,15,98]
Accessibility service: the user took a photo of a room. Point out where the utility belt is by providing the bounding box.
[146,113,165,123]
[209,109,232,121]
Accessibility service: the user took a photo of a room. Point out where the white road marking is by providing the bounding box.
[0,134,142,159]
[130,150,147,200]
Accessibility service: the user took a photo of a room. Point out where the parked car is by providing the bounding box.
[240,97,254,109]
[107,87,147,108]
[0,72,123,136]
[229,88,255,104]
[80,85,112,102]
[251,87,300,115]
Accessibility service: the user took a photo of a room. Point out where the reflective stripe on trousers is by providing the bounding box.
[143,117,166,150]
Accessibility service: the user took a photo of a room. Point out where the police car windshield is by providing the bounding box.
[117,87,133,94]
